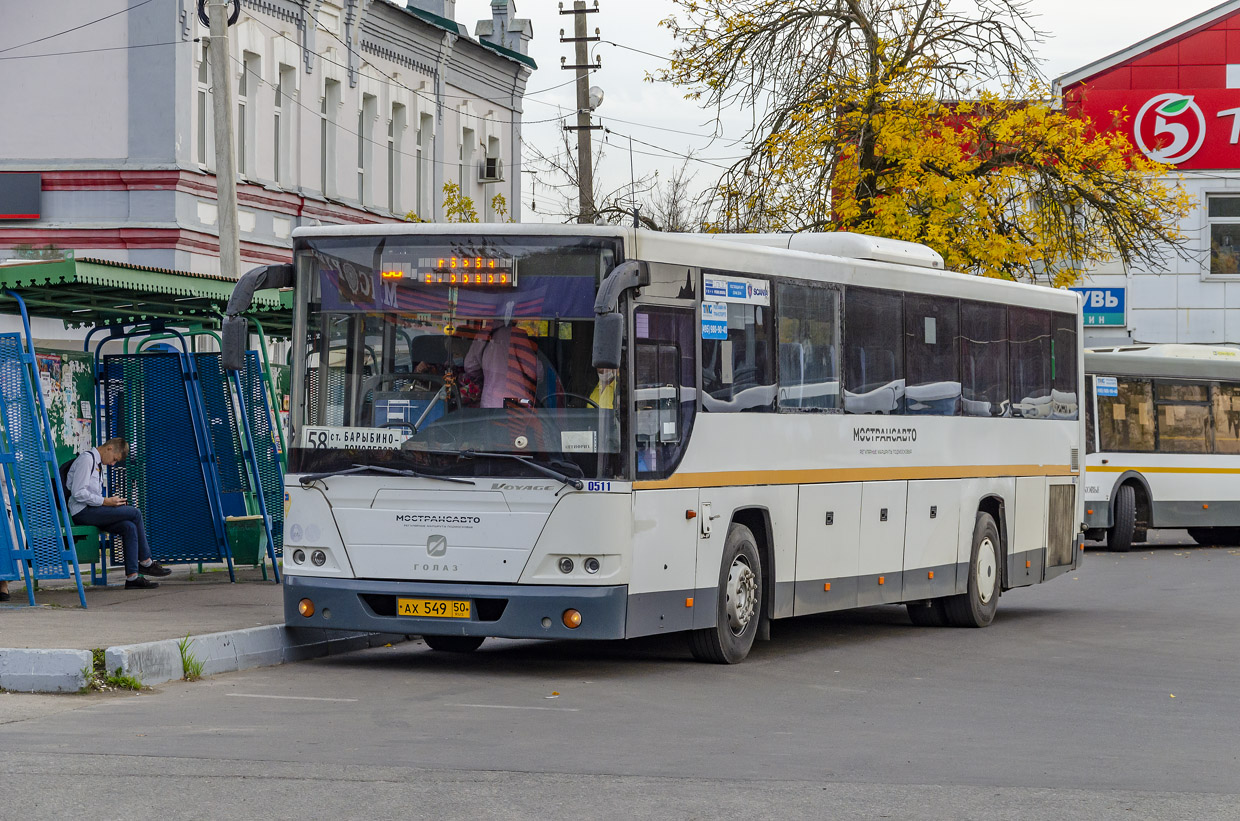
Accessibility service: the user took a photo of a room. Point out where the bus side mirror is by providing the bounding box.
[592,312,624,370]
[222,314,249,371]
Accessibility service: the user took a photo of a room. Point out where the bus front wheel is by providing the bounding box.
[422,635,485,653]
[690,523,762,664]
[1108,484,1136,553]
[942,512,1000,628]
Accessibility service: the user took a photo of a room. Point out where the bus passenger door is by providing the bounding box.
[628,304,699,638]
[858,481,907,605]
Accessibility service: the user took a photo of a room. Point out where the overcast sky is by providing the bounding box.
[454,0,1226,220]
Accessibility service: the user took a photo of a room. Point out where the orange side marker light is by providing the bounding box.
[878,576,885,585]
[1086,509,1094,515]
[685,597,694,608]
[1203,504,1209,510]
[1026,560,1032,568]
[823,583,831,592]
[928,571,934,580]
[685,510,697,519]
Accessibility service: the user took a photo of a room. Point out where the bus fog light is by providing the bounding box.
[583,557,600,574]
[311,550,327,567]
[298,598,315,617]
[292,549,306,565]
[562,609,582,629]
[558,557,574,574]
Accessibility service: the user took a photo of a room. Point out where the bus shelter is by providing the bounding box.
[0,253,290,606]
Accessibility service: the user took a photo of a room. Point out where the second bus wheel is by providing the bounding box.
[422,635,486,653]
[690,523,763,664]
[942,512,1001,628]
[1107,484,1136,553]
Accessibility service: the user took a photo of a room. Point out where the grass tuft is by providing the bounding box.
[178,633,205,681]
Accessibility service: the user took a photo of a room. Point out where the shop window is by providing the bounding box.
[1097,378,1155,452]
[702,275,776,412]
[960,301,1009,417]
[777,282,839,411]
[1009,308,1052,418]
[1154,381,1211,454]
[1214,384,1240,454]
[1208,194,1240,275]
[844,288,903,414]
[904,294,960,415]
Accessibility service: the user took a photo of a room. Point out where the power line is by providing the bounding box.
[0,0,157,55]
[602,127,737,170]
[0,39,188,62]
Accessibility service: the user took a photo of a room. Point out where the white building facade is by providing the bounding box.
[0,0,534,275]
[1056,1,1240,348]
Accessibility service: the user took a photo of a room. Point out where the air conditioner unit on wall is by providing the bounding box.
[478,156,504,183]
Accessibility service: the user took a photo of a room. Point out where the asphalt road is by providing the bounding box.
[3,535,1239,820]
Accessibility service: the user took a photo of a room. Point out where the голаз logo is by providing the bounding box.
[1134,93,1206,164]
[426,534,448,557]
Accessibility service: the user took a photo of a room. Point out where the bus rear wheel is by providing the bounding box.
[1108,484,1136,553]
[690,523,762,664]
[422,635,485,653]
[942,512,1000,628]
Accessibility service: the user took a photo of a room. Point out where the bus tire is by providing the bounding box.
[942,512,1000,628]
[689,523,762,664]
[1108,484,1136,553]
[906,599,947,627]
[422,635,485,653]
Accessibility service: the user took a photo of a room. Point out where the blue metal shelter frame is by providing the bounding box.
[87,323,235,581]
[0,292,87,607]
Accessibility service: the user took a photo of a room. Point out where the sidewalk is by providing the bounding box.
[0,566,408,692]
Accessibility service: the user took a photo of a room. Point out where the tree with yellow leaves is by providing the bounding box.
[660,0,1194,284]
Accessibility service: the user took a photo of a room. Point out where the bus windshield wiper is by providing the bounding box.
[459,450,585,490]
[299,463,475,486]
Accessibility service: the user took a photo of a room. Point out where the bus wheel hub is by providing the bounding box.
[726,557,757,634]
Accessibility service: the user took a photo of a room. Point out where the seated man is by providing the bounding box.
[67,437,170,589]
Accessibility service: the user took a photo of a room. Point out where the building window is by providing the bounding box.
[238,51,260,178]
[418,112,433,219]
[1209,194,1240,274]
[274,65,294,186]
[197,43,210,167]
[321,79,340,197]
[359,93,376,205]
[462,127,476,199]
[389,104,405,214]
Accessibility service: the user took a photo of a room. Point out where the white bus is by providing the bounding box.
[1083,344,1240,550]
[224,225,1084,663]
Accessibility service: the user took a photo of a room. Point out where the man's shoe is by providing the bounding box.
[140,562,172,577]
[124,577,159,590]
[0,591,10,602]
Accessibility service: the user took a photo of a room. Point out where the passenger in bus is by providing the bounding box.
[464,322,543,408]
[590,368,617,409]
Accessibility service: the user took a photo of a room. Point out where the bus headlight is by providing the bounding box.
[583,557,600,574]
[292,549,306,565]
[558,557,574,574]
[311,550,327,567]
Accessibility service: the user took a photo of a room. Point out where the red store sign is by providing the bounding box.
[1077,89,1240,171]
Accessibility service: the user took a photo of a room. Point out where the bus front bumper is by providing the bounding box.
[283,575,629,641]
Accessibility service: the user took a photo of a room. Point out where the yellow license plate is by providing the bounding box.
[396,598,471,619]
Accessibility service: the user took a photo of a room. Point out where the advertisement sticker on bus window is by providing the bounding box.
[703,274,770,306]
[1096,376,1118,397]
[702,301,728,340]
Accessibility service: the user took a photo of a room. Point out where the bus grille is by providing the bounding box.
[1047,484,1076,567]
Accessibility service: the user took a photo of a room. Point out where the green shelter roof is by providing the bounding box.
[0,253,292,337]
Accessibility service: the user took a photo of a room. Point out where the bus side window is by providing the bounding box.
[1051,314,1079,420]
[701,276,776,413]
[1213,383,1240,454]
[960,301,1009,417]
[776,282,840,411]
[1009,308,1053,419]
[843,287,904,414]
[1098,378,1155,452]
[1154,381,1211,454]
[904,294,960,416]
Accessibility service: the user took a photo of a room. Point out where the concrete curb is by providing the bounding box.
[2,627,411,693]
[0,648,94,693]
[105,625,412,687]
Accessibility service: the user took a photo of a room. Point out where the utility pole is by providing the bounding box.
[207,0,241,282]
[560,1,602,224]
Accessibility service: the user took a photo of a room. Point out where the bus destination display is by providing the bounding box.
[381,254,517,287]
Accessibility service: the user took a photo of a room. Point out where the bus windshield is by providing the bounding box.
[290,234,624,480]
